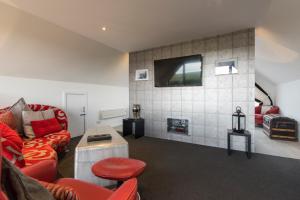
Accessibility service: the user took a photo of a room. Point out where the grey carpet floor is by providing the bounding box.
[58,135,300,200]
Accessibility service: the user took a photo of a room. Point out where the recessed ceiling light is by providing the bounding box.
[101,26,107,31]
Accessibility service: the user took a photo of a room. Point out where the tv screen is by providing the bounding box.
[154,55,203,87]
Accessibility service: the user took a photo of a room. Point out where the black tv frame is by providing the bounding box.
[154,54,203,87]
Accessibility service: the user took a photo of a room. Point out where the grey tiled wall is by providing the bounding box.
[129,29,255,151]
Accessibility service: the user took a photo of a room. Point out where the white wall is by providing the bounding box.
[0,2,128,87]
[255,71,277,105]
[0,75,129,130]
[0,2,129,132]
[277,79,300,131]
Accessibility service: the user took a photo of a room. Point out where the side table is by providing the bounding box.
[227,129,252,159]
[123,118,144,139]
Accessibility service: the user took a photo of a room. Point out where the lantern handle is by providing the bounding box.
[236,106,242,113]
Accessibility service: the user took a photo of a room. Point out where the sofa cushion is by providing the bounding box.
[0,111,17,130]
[44,130,71,152]
[22,110,44,139]
[23,110,56,139]
[0,123,25,168]
[9,98,31,136]
[23,130,71,152]
[31,118,62,138]
[42,109,56,119]
[266,106,280,115]
[28,104,68,130]
[22,144,57,167]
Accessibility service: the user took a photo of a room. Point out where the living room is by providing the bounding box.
[0,1,299,200]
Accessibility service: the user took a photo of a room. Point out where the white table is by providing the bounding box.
[74,125,129,186]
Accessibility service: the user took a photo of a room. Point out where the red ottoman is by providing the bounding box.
[92,157,146,183]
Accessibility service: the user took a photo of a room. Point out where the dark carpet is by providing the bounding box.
[58,136,300,200]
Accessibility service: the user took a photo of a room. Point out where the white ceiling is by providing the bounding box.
[255,0,300,84]
[0,0,271,52]
[1,0,300,84]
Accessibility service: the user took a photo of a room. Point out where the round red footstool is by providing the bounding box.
[92,157,146,183]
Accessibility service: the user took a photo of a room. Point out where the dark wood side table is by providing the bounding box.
[227,129,252,159]
[123,118,144,139]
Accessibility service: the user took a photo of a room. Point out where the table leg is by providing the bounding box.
[227,134,231,156]
[246,135,251,159]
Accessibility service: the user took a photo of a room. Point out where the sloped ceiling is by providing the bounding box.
[1,0,299,84]
[255,0,300,84]
[0,0,271,52]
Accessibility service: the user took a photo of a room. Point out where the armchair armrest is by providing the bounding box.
[108,178,137,200]
[21,160,57,183]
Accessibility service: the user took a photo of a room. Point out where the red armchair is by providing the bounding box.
[255,106,280,126]
[21,160,57,183]
[1,151,138,200]
[21,160,138,200]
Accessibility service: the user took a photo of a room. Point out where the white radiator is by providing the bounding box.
[100,108,127,119]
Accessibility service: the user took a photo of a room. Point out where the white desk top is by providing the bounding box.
[76,125,128,151]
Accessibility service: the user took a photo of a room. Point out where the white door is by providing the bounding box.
[65,93,88,138]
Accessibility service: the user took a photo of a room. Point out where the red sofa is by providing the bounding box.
[0,148,138,200]
[0,104,71,167]
[255,105,280,126]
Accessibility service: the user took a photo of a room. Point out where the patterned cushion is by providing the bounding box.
[22,110,44,138]
[23,109,57,138]
[39,181,79,200]
[23,130,71,152]
[28,104,68,130]
[42,109,56,119]
[0,111,17,130]
[22,144,57,166]
[0,123,25,168]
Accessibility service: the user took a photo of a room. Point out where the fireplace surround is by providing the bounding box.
[167,118,189,135]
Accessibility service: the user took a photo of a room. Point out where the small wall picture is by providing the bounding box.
[215,58,238,75]
[135,69,149,81]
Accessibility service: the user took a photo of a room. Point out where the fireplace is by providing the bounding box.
[167,118,189,135]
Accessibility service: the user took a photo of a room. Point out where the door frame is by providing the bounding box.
[62,91,89,134]
[62,91,88,111]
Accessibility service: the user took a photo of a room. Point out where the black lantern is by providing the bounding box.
[232,106,246,133]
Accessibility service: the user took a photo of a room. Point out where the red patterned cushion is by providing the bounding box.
[39,181,79,200]
[23,130,71,152]
[0,123,25,168]
[0,111,17,130]
[31,118,62,138]
[44,131,71,152]
[28,104,68,130]
[22,144,57,166]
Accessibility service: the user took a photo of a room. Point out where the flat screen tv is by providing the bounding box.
[154,54,203,87]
